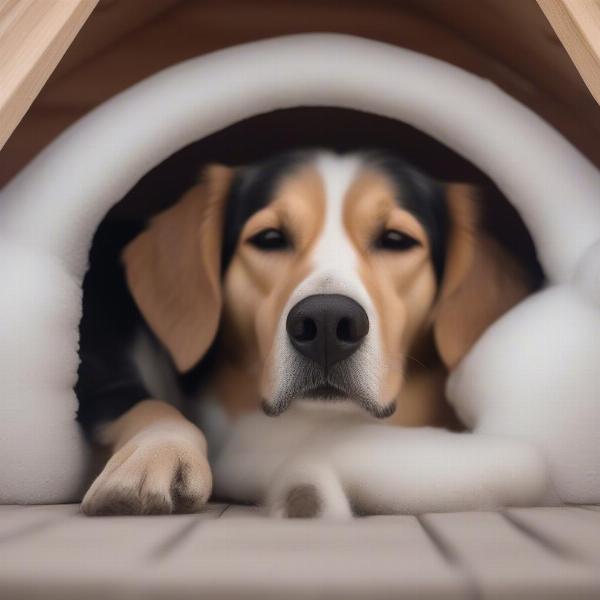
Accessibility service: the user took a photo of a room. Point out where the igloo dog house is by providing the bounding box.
[1,1,600,510]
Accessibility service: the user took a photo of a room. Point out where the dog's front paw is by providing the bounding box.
[82,436,212,516]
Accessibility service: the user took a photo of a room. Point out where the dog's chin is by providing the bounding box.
[261,382,396,420]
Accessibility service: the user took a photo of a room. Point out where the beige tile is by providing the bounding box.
[0,504,79,540]
[0,505,221,600]
[149,515,468,600]
[508,506,600,565]
[4,505,600,599]
[422,511,600,600]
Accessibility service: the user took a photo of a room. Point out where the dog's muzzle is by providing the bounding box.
[261,293,391,418]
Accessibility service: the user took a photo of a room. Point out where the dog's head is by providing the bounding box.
[123,150,529,418]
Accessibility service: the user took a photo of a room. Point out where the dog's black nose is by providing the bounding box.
[286,294,369,373]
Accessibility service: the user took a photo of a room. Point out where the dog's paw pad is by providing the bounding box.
[285,484,323,518]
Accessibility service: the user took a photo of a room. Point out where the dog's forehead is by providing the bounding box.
[313,152,363,208]
[222,150,448,277]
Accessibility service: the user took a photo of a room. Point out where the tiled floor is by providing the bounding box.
[2,504,600,599]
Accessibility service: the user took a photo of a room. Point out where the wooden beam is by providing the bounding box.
[0,0,97,151]
[538,0,600,106]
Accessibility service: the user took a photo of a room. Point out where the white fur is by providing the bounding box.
[311,153,362,279]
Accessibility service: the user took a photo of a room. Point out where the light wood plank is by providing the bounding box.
[538,0,600,105]
[151,515,469,599]
[0,0,97,150]
[508,506,600,566]
[422,511,600,600]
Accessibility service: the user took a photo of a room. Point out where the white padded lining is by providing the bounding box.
[0,34,599,504]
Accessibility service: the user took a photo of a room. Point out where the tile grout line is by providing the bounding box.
[147,514,207,563]
[573,505,600,515]
[501,510,578,562]
[416,515,482,600]
[147,504,231,562]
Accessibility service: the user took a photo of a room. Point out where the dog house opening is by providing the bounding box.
[76,107,545,435]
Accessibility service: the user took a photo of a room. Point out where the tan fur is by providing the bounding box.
[122,165,232,372]
[217,166,326,413]
[386,363,457,428]
[344,169,440,419]
[433,185,531,369]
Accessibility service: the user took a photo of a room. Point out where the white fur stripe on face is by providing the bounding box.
[269,152,382,407]
[312,154,362,288]
[288,153,371,305]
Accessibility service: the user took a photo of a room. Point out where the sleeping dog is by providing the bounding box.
[77,149,537,516]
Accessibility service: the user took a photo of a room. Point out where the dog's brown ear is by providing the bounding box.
[433,184,530,370]
[122,165,233,372]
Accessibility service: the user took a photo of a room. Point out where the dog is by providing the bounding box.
[77,149,537,516]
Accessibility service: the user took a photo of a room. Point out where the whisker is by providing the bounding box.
[406,354,426,369]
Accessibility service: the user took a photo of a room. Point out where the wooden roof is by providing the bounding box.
[1,0,599,186]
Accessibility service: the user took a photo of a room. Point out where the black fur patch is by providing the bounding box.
[75,220,149,436]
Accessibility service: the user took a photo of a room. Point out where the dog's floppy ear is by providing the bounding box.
[433,184,530,370]
[122,165,233,372]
